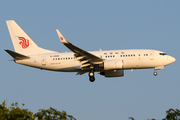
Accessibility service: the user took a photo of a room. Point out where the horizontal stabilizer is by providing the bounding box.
[4,49,30,60]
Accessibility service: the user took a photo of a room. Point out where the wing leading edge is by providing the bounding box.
[56,29,103,68]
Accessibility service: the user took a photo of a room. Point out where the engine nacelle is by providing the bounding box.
[100,70,124,77]
[104,59,123,70]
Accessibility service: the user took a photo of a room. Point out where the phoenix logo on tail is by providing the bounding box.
[18,37,29,49]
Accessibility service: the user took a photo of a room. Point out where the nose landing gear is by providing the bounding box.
[89,69,95,82]
[153,66,164,76]
[153,69,157,76]
[153,71,158,76]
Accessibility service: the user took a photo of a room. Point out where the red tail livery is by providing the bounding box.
[18,37,29,49]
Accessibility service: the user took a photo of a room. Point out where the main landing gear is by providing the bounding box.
[89,69,95,82]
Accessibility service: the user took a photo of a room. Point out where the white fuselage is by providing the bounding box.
[5,20,176,81]
[15,49,175,72]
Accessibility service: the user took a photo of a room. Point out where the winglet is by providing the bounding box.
[56,29,68,44]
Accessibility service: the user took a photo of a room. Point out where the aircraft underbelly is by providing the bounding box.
[57,66,81,72]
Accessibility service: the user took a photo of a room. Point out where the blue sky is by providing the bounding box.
[0,1,180,120]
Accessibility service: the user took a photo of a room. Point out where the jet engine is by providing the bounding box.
[100,70,124,77]
[104,59,123,70]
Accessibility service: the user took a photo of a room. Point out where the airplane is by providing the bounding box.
[5,20,176,82]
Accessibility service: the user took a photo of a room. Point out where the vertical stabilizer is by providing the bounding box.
[6,20,40,55]
[6,20,56,55]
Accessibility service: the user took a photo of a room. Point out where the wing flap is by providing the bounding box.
[80,60,89,64]
[80,63,91,68]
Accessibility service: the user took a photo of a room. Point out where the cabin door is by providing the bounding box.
[149,51,154,60]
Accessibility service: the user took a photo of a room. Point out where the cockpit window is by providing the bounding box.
[159,53,167,55]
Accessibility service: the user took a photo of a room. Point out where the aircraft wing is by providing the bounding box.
[56,29,103,68]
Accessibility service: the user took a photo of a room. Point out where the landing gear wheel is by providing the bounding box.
[89,69,95,82]
[89,76,95,82]
[154,72,157,76]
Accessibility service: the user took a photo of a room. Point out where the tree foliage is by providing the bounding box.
[1,100,180,120]
[163,108,180,120]
[129,108,180,120]
[0,100,76,120]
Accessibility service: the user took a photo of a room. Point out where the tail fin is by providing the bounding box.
[6,20,56,55]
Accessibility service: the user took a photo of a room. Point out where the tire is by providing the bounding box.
[153,72,157,76]
[89,76,95,82]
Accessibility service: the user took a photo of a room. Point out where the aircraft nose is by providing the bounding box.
[169,56,176,63]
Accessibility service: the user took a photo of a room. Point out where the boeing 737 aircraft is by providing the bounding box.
[5,20,176,82]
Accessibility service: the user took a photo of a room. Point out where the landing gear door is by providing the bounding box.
[149,51,154,60]
[41,56,46,66]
